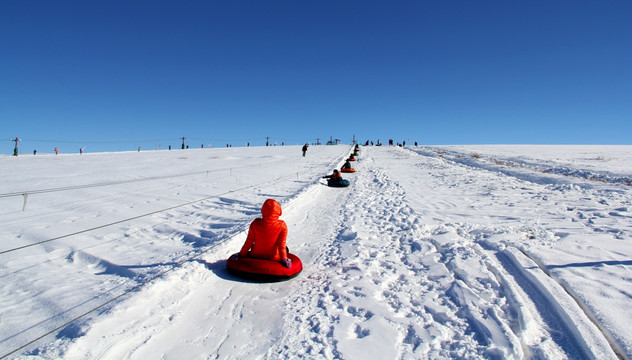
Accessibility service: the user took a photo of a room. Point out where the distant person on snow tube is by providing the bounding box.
[341,160,353,170]
[323,169,345,184]
[230,199,291,268]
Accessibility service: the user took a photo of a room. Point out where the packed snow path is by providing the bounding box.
[1,145,630,359]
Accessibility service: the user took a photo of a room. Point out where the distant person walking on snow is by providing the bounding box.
[302,143,309,157]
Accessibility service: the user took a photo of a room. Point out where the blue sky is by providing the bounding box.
[2,1,631,153]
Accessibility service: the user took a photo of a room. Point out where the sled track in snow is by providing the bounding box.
[413,146,632,187]
[1,148,353,359]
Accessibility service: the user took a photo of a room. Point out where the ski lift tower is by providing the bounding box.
[11,137,21,156]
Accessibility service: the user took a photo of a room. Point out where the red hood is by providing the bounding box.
[261,199,282,220]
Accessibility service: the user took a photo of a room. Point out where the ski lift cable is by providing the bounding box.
[0,159,286,199]
[0,167,317,256]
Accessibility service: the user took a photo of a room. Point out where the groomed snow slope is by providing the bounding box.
[1,145,631,359]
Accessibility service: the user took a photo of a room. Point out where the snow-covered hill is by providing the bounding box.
[1,145,631,359]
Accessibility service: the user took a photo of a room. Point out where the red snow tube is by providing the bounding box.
[340,168,356,173]
[226,253,303,282]
[347,158,356,161]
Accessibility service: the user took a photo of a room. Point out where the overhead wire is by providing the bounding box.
[0,167,316,256]
[0,158,287,199]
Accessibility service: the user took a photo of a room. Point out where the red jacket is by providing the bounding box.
[239,199,288,261]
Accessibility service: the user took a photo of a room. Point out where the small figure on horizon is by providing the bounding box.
[302,143,309,157]
[55,147,59,155]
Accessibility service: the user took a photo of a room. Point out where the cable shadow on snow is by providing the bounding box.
[547,259,632,269]
[80,259,176,279]
[178,232,217,248]
[215,196,260,215]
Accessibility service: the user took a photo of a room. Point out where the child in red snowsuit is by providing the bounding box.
[232,199,291,267]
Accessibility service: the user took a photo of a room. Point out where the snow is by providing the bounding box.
[1,144,631,359]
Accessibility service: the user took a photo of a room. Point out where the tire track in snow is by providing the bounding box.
[379,146,620,359]
[495,248,616,359]
[412,146,632,241]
